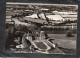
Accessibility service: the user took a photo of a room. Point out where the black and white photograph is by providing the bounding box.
[5,2,78,54]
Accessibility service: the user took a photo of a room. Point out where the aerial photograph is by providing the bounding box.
[6,2,78,54]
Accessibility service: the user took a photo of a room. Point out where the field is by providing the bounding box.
[48,34,77,40]
[48,34,76,50]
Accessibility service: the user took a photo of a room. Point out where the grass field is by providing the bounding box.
[48,34,77,50]
[48,34,77,40]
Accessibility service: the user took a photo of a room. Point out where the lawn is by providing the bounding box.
[48,34,77,50]
[48,34,77,40]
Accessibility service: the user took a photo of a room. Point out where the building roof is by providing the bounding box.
[46,15,65,21]
[24,17,47,24]
[39,8,49,11]
[26,14,38,19]
[6,19,12,21]
[24,10,33,12]
[52,11,77,15]
[6,16,12,19]
[12,18,31,26]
